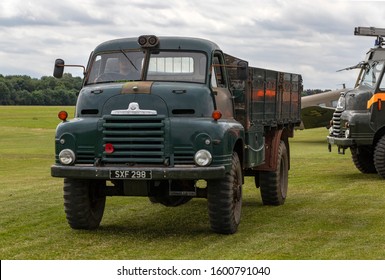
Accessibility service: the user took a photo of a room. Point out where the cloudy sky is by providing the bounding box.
[1,0,385,89]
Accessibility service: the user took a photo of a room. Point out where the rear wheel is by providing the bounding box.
[259,141,288,205]
[63,178,106,230]
[208,152,242,234]
[351,146,376,174]
[374,135,385,178]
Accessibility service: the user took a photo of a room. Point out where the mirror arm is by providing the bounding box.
[58,64,86,76]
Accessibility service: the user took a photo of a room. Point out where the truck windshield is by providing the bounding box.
[146,51,207,83]
[86,50,207,85]
[87,51,144,85]
[359,61,384,88]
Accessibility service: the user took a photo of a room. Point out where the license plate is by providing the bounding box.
[110,170,152,180]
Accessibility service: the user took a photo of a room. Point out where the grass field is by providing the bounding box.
[1,106,385,260]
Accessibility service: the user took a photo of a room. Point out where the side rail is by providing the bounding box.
[249,68,302,127]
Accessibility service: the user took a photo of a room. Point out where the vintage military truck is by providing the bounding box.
[327,27,385,178]
[51,35,302,234]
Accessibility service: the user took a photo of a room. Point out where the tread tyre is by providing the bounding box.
[260,141,288,205]
[351,146,376,174]
[374,135,385,178]
[208,152,242,234]
[63,178,106,230]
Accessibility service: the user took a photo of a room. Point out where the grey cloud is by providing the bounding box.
[0,0,384,89]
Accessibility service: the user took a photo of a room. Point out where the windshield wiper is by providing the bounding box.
[336,61,367,72]
[120,49,139,72]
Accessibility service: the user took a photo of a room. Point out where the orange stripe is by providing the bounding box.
[367,93,385,109]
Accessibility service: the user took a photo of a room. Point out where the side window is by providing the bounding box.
[212,54,227,88]
[88,55,102,82]
[211,53,233,118]
[380,72,385,90]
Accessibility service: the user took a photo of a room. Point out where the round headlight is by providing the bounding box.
[194,149,212,167]
[336,96,346,110]
[345,129,350,138]
[59,149,76,165]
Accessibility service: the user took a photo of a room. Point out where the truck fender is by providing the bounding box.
[256,128,290,172]
[373,125,385,147]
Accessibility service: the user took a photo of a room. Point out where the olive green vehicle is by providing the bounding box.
[328,27,385,178]
[51,35,302,234]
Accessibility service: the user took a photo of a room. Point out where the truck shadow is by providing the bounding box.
[95,198,264,237]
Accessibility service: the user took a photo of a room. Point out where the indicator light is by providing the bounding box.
[58,111,68,121]
[212,110,222,121]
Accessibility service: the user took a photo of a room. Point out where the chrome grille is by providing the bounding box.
[102,115,165,164]
[332,109,343,137]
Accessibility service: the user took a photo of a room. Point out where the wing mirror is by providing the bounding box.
[53,58,86,78]
[53,59,65,78]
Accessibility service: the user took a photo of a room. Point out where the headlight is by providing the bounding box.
[336,96,346,110]
[59,149,76,165]
[194,149,212,166]
[345,129,350,138]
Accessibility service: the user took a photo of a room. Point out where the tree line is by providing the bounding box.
[0,74,82,105]
[0,73,325,105]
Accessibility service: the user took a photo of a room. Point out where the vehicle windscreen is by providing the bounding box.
[86,51,144,85]
[146,51,207,83]
[359,61,385,88]
[86,50,207,85]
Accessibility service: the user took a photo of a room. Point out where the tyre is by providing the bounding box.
[63,178,106,230]
[207,152,242,234]
[351,146,376,174]
[374,135,385,178]
[259,141,288,205]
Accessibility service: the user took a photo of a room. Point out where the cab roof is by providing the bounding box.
[93,36,221,54]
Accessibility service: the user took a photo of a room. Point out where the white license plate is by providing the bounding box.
[110,170,152,179]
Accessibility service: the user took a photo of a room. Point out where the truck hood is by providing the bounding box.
[343,85,372,111]
[76,81,215,118]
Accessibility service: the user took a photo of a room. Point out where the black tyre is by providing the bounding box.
[207,152,242,234]
[259,141,288,205]
[351,146,376,174]
[63,178,106,230]
[374,135,385,178]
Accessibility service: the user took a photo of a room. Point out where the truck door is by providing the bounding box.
[363,61,385,130]
[211,52,234,118]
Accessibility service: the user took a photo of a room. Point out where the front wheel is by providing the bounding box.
[374,135,385,178]
[259,141,288,205]
[207,152,242,234]
[63,178,106,230]
[351,146,376,174]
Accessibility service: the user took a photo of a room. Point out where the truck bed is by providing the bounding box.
[225,54,302,130]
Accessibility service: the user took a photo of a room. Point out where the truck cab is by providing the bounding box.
[327,27,385,177]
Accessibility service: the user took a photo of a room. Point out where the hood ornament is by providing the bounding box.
[111,102,157,115]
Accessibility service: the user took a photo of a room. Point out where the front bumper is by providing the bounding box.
[326,136,354,147]
[51,164,226,180]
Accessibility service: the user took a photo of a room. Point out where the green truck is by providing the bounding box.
[51,35,302,234]
[327,27,385,178]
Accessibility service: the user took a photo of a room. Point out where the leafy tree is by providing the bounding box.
[0,74,82,105]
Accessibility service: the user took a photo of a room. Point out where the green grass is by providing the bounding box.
[1,106,385,260]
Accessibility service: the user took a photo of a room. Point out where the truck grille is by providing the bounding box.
[174,146,194,164]
[102,115,166,164]
[331,109,343,137]
[76,145,95,164]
